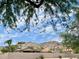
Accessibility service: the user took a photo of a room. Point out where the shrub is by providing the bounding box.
[36,55,44,59]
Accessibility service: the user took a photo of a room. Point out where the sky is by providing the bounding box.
[0,13,75,46]
[0,22,63,46]
[0,0,77,46]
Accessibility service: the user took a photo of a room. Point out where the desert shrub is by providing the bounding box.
[36,55,44,59]
[1,45,17,53]
[1,47,8,53]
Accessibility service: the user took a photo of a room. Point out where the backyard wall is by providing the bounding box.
[0,53,79,59]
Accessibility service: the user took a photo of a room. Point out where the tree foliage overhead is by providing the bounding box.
[0,0,78,31]
[61,8,79,53]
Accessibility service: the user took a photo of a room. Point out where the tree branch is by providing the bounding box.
[26,0,44,8]
[0,2,6,8]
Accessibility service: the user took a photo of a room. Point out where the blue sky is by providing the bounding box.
[0,1,77,46]
[0,13,75,46]
[0,24,62,46]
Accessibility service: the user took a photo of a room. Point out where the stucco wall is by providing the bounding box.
[0,53,79,59]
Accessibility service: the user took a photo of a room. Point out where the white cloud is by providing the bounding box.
[45,25,54,33]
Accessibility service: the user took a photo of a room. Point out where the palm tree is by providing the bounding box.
[4,39,12,52]
[0,0,78,31]
[1,39,16,53]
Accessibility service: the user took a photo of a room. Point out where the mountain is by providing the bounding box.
[40,41,63,53]
[41,41,62,48]
[16,41,63,53]
[16,42,41,52]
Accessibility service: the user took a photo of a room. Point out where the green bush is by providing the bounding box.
[1,45,17,53]
[73,47,79,53]
[1,47,8,53]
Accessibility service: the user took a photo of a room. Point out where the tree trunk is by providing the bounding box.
[26,0,44,8]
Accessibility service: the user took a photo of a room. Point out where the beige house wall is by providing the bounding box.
[0,53,79,59]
